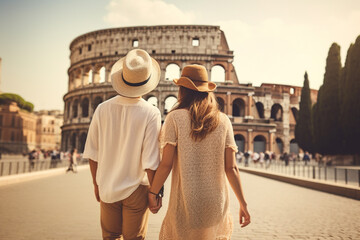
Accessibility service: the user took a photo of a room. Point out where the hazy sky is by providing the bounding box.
[0,0,359,111]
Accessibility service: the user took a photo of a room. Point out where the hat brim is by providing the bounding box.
[111,57,161,98]
[173,77,216,92]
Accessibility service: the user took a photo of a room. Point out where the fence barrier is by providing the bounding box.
[239,160,360,187]
[0,158,88,177]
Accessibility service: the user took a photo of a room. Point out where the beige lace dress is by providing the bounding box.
[159,109,238,240]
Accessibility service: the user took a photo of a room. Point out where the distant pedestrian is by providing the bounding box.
[28,150,35,170]
[66,148,77,173]
[244,151,250,167]
[283,152,289,166]
[259,152,265,167]
[265,151,271,169]
[303,151,310,165]
[252,152,260,164]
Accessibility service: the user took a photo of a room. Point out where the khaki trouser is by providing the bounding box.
[100,185,149,240]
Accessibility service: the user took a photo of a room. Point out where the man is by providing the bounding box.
[83,49,162,240]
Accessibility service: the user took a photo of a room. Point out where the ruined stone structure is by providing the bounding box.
[62,25,317,155]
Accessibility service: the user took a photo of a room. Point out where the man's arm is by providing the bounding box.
[89,159,100,202]
[145,169,156,185]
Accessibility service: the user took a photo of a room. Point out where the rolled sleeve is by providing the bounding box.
[141,111,162,170]
[83,109,99,162]
[225,115,238,152]
[160,112,178,150]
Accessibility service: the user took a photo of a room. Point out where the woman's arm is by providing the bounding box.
[148,144,176,213]
[225,148,251,227]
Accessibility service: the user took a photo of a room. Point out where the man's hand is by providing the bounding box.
[94,184,100,202]
[148,193,162,214]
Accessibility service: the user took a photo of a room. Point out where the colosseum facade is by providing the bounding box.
[62,25,317,155]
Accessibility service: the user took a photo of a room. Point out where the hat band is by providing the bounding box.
[122,73,151,87]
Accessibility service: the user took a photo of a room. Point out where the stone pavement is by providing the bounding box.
[0,166,359,240]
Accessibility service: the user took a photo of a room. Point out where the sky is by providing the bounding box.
[0,0,359,111]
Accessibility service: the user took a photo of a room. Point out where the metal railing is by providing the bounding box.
[239,160,360,187]
[0,158,88,177]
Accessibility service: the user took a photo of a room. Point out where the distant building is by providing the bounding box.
[0,102,37,154]
[35,110,63,151]
[0,101,63,154]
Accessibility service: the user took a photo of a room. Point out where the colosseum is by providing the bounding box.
[61,25,318,155]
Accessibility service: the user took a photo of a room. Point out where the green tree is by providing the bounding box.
[341,35,360,154]
[295,72,313,152]
[318,43,342,155]
[0,93,34,112]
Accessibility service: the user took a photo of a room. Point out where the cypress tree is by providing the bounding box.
[318,43,342,155]
[341,35,360,154]
[295,72,313,152]
[312,86,324,154]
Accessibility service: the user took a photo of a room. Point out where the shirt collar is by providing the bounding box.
[115,95,142,104]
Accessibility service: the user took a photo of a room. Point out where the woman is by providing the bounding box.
[149,65,250,239]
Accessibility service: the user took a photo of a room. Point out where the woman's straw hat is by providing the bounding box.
[173,64,216,92]
[111,49,161,97]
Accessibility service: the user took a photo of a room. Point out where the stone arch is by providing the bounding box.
[232,98,245,117]
[81,98,89,117]
[87,69,93,84]
[290,138,299,154]
[66,101,71,120]
[216,97,225,112]
[147,96,158,107]
[72,99,79,118]
[74,69,82,88]
[256,102,265,118]
[79,132,87,153]
[275,137,284,154]
[99,66,106,83]
[235,134,245,153]
[210,65,225,82]
[271,103,283,121]
[291,107,298,122]
[164,95,177,115]
[253,135,266,153]
[93,96,103,112]
[165,63,180,81]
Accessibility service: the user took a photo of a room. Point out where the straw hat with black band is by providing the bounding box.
[173,64,216,92]
[111,49,161,98]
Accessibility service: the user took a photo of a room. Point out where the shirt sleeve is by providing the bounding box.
[224,115,238,152]
[82,108,99,162]
[160,112,178,150]
[141,110,162,170]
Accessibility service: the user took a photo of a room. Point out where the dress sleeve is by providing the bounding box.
[224,115,238,152]
[160,112,178,150]
[141,110,162,170]
[83,108,100,162]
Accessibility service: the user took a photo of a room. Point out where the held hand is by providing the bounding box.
[94,184,100,202]
[148,194,162,214]
[239,205,251,228]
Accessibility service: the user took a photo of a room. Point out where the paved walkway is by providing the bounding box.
[0,166,359,239]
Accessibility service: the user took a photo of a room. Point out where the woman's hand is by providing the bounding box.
[239,205,251,228]
[148,193,162,214]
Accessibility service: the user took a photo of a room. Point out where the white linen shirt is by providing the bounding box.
[82,95,161,203]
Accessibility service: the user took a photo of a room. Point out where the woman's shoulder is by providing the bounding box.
[219,112,231,124]
[167,109,189,119]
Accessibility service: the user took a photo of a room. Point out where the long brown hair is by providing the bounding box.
[172,86,220,141]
